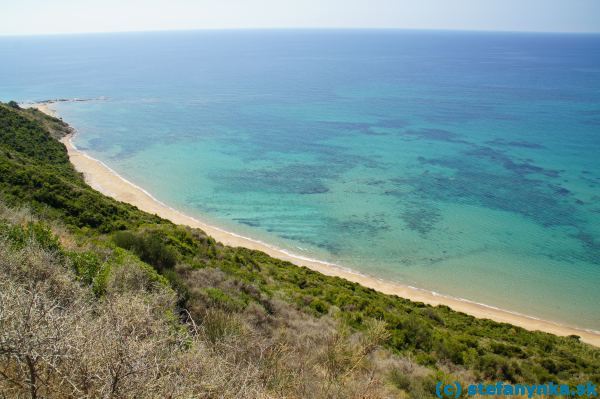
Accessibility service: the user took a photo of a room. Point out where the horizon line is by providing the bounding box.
[2,26,600,38]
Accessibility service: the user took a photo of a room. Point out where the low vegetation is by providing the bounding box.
[1,102,599,398]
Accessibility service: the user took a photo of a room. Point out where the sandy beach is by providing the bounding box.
[34,102,600,347]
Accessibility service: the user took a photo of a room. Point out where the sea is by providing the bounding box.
[1,29,599,330]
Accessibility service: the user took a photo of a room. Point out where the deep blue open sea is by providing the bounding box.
[1,30,599,330]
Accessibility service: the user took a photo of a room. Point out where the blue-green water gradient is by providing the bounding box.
[1,30,599,329]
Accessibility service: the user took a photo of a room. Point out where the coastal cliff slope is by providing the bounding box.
[1,102,599,398]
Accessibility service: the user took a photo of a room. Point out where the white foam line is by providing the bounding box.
[66,134,600,336]
[66,133,347,267]
[52,104,600,338]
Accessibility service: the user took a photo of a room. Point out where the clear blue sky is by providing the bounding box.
[2,0,599,36]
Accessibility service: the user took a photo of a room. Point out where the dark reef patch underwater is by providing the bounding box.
[1,29,599,329]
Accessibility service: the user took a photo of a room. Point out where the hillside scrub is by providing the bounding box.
[0,211,420,398]
[1,102,599,398]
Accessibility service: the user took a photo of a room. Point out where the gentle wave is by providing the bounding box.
[60,130,600,337]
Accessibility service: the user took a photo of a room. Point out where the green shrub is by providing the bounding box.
[162,268,190,305]
[92,262,112,296]
[203,287,246,312]
[477,354,522,383]
[402,315,433,350]
[435,337,467,365]
[114,230,177,271]
[0,220,61,253]
[490,342,525,358]
[68,251,102,284]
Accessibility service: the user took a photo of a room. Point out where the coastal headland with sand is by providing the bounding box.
[33,101,600,347]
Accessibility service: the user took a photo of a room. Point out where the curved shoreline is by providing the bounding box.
[35,103,600,347]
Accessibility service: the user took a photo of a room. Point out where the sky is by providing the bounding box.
[1,0,599,36]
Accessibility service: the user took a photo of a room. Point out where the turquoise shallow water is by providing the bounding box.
[1,30,599,330]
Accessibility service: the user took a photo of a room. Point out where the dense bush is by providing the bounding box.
[0,104,162,232]
[0,220,62,253]
[114,230,178,271]
[67,250,103,285]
